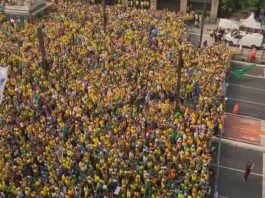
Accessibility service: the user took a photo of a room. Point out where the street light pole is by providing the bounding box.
[176,49,183,100]
[122,0,128,8]
[37,26,47,66]
[199,0,206,48]
[102,0,107,33]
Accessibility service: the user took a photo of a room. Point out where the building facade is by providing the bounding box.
[150,0,219,22]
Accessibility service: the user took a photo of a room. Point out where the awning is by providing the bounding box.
[240,12,262,30]
[218,18,240,30]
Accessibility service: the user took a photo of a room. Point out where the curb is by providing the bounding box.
[222,136,259,146]
[213,136,265,152]
[225,112,264,122]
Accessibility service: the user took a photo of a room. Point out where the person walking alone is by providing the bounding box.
[249,48,257,63]
[243,162,254,182]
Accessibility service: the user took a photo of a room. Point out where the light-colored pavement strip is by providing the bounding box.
[228,83,265,92]
[212,137,265,198]
[228,97,265,106]
[243,74,265,79]
[189,32,211,38]
[218,195,229,198]
[212,164,263,177]
[225,112,263,121]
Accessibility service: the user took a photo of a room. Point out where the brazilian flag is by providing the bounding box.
[231,64,255,79]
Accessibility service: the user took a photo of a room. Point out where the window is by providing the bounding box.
[234,35,242,39]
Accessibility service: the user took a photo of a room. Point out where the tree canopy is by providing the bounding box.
[219,0,263,18]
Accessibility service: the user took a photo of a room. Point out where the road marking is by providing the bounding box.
[189,32,211,38]
[212,164,263,177]
[240,135,258,141]
[228,97,265,106]
[218,195,229,198]
[228,83,265,92]
[212,137,265,152]
[262,153,265,198]
[226,112,264,122]
[243,74,265,79]
[223,135,260,146]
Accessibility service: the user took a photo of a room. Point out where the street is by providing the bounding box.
[212,140,264,198]
[226,62,265,120]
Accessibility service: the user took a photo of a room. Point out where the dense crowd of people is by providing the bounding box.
[0,2,231,197]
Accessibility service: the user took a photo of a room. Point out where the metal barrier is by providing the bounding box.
[213,128,222,198]
[212,68,229,197]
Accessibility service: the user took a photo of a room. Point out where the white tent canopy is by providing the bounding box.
[0,66,8,104]
[218,18,240,30]
[240,12,262,30]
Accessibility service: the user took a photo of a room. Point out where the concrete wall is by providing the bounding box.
[210,0,219,22]
[180,0,188,13]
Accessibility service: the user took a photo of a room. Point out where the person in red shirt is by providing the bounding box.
[249,48,257,63]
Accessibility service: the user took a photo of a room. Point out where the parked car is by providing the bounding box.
[224,31,264,49]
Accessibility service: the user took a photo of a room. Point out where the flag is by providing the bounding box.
[194,82,200,97]
[15,22,23,31]
[55,15,65,20]
[231,64,255,79]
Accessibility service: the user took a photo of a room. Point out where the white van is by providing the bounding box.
[224,31,264,49]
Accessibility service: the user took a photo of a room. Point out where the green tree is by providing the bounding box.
[219,0,263,18]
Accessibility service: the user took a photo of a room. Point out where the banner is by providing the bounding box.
[0,66,9,104]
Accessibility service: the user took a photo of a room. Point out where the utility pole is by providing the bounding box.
[176,49,183,100]
[102,0,107,33]
[37,26,47,67]
[199,0,206,48]
[122,0,128,8]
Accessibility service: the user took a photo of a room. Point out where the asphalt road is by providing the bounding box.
[212,141,263,198]
[225,62,265,120]
[188,30,212,47]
